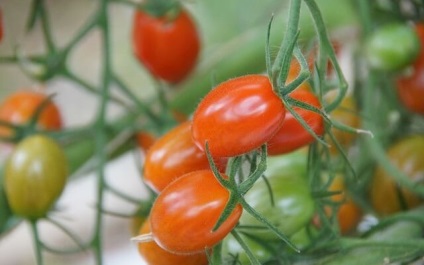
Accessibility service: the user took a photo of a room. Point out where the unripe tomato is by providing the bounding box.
[148,170,242,254]
[4,135,68,220]
[132,8,200,83]
[143,121,227,193]
[365,23,420,72]
[0,91,62,138]
[241,152,315,240]
[369,136,424,216]
[192,75,286,157]
[137,219,208,265]
[267,90,324,155]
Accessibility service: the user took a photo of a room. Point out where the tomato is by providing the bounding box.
[222,232,274,265]
[365,22,420,72]
[325,92,360,154]
[369,135,424,216]
[327,174,362,235]
[143,121,227,193]
[132,8,200,83]
[0,8,3,43]
[147,170,242,254]
[4,135,68,220]
[137,219,208,265]
[240,152,315,240]
[267,90,324,156]
[0,91,62,138]
[192,75,286,157]
[395,23,424,115]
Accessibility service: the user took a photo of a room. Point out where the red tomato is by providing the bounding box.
[192,75,286,157]
[0,8,3,43]
[0,91,62,138]
[143,121,227,193]
[138,219,209,265]
[132,8,200,83]
[149,170,242,254]
[267,90,324,155]
[396,23,424,115]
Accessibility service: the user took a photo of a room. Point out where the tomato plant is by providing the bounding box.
[137,219,209,265]
[0,91,62,138]
[4,135,68,220]
[369,135,424,216]
[365,22,420,72]
[240,152,315,240]
[192,74,286,157]
[132,7,200,84]
[267,90,324,155]
[144,169,242,254]
[395,23,424,115]
[143,121,227,193]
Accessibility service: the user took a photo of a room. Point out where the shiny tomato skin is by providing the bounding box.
[192,75,286,157]
[396,24,424,115]
[267,90,324,155]
[4,135,68,220]
[143,121,227,193]
[138,219,208,265]
[0,91,62,137]
[132,8,200,83]
[369,136,424,216]
[149,170,242,254]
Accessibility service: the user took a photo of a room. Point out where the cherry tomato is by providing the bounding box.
[138,219,208,265]
[132,8,200,83]
[240,152,315,240]
[365,22,420,72]
[267,90,324,156]
[327,174,362,235]
[325,92,360,154]
[4,135,68,220]
[148,170,242,254]
[0,91,62,138]
[369,136,424,216]
[0,8,3,43]
[192,75,286,157]
[143,121,227,193]
[396,23,424,115]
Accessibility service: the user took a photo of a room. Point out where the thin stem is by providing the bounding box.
[30,220,44,265]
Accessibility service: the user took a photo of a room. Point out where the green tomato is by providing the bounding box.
[4,135,68,220]
[365,23,420,71]
[222,233,274,265]
[240,151,315,241]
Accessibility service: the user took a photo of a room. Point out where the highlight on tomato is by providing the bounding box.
[143,121,227,193]
[369,135,424,216]
[192,74,286,157]
[132,6,200,83]
[137,218,208,265]
[267,89,324,156]
[4,134,68,220]
[133,170,242,254]
[365,22,420,72]
[395,23,424,115]
[0,91,62,138]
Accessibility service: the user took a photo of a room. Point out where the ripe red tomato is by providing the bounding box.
[0,91,62,138]
[143,121,227,193]
[192,75,286,157]
[148,170,242,254]
[369,136,424,216]
[137,219,209,265]
[4,135,68,220]
[267,90,324,155]
[132,8,200,83]
[396,23,424,115]
[0,8,3,43]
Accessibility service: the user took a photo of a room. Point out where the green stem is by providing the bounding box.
[30,220,44,265]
